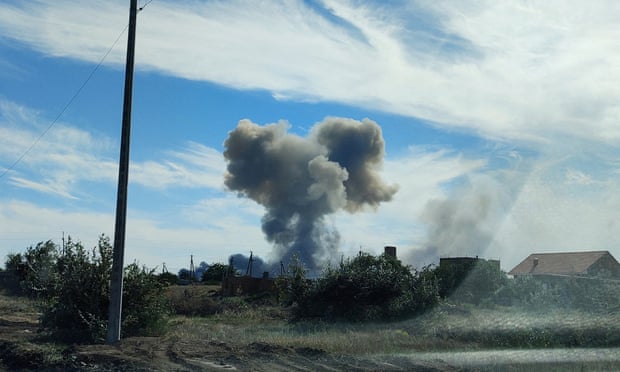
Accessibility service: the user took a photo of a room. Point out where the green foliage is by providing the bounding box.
[11,235,169,343]
[498,275,620,313]
[178,268,196,282]
[166,285,222,316]
[157,271,179,286]
[121,263,170,337]
[409,265,441,313]
[287,253,439,321]
[201,263,230,283]
[5,252,24,271]
[434,259,506,304]
[276,254,311,308]
[40,236,111,342]
[5,240,58,296]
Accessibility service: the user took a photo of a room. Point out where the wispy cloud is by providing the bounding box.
[1,1,618,144]
[130,142,225,190]
[0,100,225,198]
[7,176,79,200]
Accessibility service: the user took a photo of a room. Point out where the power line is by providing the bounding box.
[0,23,130,181]
[139,0,154,11]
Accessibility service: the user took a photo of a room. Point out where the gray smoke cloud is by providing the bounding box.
[223,117,398,270]
[405,174,514,267]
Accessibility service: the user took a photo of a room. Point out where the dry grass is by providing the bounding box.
[0,288,40,323]
[167,300,620,355]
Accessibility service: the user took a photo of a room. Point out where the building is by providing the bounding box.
[508,251,620,279]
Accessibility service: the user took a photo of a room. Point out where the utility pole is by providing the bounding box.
[189,255,195,283]
[245,251,253,277]
[107,0,138,344]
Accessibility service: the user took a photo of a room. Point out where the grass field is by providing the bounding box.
[169,294,620,353]
[2,284,620,370]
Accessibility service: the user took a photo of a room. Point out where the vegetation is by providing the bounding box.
[3,239,620,361]
[5,235,169,343]
[2,245,620,369]
[280,252,438,321]
[201,262,231,284]
[276,251,619,323]
[156,271,179,286]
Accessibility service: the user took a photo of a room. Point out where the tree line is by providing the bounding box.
[4,235,620,342]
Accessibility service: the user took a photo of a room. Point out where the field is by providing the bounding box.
[1,285,620,371]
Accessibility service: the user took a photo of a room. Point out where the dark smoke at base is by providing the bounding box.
[228,253,269,277]
[223,117,397,271]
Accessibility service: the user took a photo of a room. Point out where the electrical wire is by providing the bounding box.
[139,0,154,11]
[0,11,142,181]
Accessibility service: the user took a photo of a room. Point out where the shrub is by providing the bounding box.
[499,275,620,313]
[434,259,507,304]
[157,271,179,286]
[166,286,221,316]
[5,240,58,296]
[40,236,111,342]
[12,235,169,343]
[276,254,311,308]
[121,263,170,336]
[201,263,231,284]
[287,252,438,321]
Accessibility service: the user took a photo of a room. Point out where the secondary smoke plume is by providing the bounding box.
[406,174,513,266]
[223,117,397,270]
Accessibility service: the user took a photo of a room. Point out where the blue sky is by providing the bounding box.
[1,0,620,274]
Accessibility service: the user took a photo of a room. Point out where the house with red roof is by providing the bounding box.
[509,251,620,279]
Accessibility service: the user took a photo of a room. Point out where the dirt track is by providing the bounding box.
[0,305,449,371]
[1,330,454,371]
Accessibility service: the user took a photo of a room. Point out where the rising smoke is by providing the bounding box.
[405,174,514,266]
[223,117,397,271]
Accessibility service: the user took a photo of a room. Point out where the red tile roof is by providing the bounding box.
[508,251,616,276]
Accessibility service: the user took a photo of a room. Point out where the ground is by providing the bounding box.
[0,287,447,371]
[2,286,620,371]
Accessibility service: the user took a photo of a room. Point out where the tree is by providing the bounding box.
[157,271,179,286]
[178,268,194,282]
[201,263,230,283]
[276,254,311,308]
[434,259,506,304]
[289,252,432,321]
[6,240,58,296]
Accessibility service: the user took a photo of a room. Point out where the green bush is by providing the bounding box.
[286,253,439,321]
[498,275,620,313]
[166,286,221,316]
[276,254,311,308]
[157,271,179,286]
[5,240,58,296]
[434,259,507,304]
[10,235,169,343]
[201,263,231,284]
[121,263,170,336]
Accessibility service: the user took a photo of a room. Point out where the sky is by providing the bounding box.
[1,0,620,275]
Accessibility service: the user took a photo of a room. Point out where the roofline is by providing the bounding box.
[526,250,611,256]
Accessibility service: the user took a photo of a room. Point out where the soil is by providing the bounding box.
[0,302,453,371]
[2,289,619,371]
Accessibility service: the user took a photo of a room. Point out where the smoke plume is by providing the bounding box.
[223,117,397,270]
[406,174,513,266]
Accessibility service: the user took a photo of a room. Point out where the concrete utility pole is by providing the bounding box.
[107,0,138,344]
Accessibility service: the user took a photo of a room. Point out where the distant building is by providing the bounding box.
[509,251,620,279]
